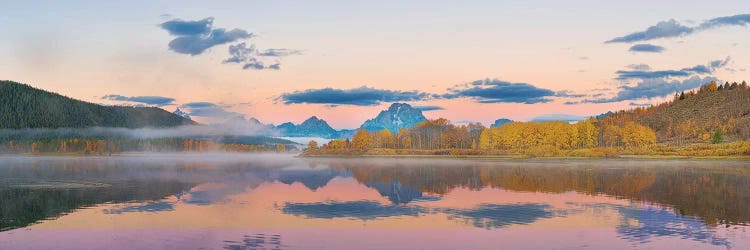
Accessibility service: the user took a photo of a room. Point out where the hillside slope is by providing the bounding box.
[602,81,749,142]
[0,80,196,128]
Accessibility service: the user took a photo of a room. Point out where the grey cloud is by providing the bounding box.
[586,76,717,103]
[606,14,750,43]
[279,86,430,106]
[439,79,558,104]
[101,94,175,106]
[629,44,665,53]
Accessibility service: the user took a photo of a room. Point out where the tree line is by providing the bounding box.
[311,117,657,154]
[0,138,289,154]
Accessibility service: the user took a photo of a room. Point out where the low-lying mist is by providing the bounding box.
[0,122,281,141]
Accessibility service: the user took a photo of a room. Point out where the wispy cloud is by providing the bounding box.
[223,42,295,70]
[257,48,303,57]
[629,44,665,53]
[159,17,298,70]
[615,57,730,80]
[625,64,652,71]
[413,106,444,111]
[584,76,717,103]
[278,86,430,106]
[606,14,750,43]
[101,94,175,106]
[629,102,652,107]
[179,102,245,119]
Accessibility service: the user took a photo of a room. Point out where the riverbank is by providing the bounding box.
[301,141,750,159]
[300,153,750,160]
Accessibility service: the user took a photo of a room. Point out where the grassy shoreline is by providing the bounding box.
[301,141,750,160]
[299,153,750,160]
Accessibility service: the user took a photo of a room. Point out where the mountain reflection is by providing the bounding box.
[1,155,749,249]
[315,158,750,226]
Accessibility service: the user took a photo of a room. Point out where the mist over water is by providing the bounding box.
[0,154,748,249]
[0,122,278,140]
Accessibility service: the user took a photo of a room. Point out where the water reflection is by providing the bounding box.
[0,155,748,249]
[282,201,425,220]
[441,203,555,229]
[224,234,284,250]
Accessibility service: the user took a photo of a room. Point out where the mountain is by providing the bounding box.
[276,116,339,138]
[491,118,513,127]
[360,103,427,133]
[531,114,585,123]
[0,81,196,128]
[173,108,191,119]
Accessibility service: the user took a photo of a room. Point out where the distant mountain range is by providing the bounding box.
[3,80,589,140]
[276,116,340,138]
[222,103,430,139]
[0,81,196,128]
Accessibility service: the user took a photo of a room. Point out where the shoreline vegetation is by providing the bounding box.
[2,81,749,159]
[303,82,750,159]
[301,141,750,159]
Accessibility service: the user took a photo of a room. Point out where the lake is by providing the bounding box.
[0,154,748,249]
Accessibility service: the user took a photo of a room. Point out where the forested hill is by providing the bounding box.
[601,81,750,143]
[0,80,196,129]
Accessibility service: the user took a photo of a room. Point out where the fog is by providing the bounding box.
[0,122,280,141]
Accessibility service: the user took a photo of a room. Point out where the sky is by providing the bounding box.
[1,0,749,129]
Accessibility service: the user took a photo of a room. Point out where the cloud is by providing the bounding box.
[629,102,652,107]
[555,90,586,98]
[167,29,253,56]
[531,114,586,122]
[615,70,691,80]
[585,76,717,103]
[278,86,430,106]
[179,102,245,118]
[159,17,299,70]
[625,64,652,71]
[606,19,692,43]
[439,79,557,104]
[698,13,750,30]
[413,106,444,111]
[101,94,175,106]
[222,42,295,70]
[159,17,213,36]
[257,49,303,57]
[606,14,750,43]
[223,42,255,63]
[629,44,665,53]
[160,17,253,55]
[615,57,730,80]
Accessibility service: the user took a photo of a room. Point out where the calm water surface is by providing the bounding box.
[0,154,748,249]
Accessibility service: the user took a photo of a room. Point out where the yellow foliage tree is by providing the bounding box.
[352,129,373,150]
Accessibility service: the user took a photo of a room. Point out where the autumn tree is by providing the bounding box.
[352,129,373,150]
[307,140,318,149]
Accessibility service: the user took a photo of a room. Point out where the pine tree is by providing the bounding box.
[711,129,724,144]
